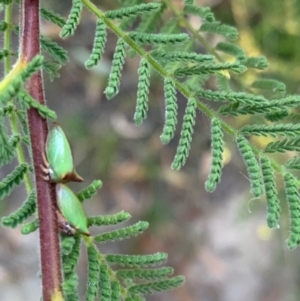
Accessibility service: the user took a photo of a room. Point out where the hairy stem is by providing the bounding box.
[20,1,63,300]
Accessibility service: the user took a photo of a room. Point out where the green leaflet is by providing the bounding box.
[128,275,184,294]
[104,38,126,100]
[284,173,300,250]
[56,184,89,235]
[205,118,224,192]
[105,3,161,20]
[200,21,238,40]
[171,97,197,170]
[2,190,36,228]
[45,123,83,183]
[60,0,83,38]
[85,19,107,69]
[260,156,280,229]
[0,163,28,200]
[94,221,149,243]
[76,179,103,202]
[134,57,150,125]
[86,246,100,301]
[236,136,263,197]
[99,264,112,301]
[160,77,178,144]
[105,252,168,267]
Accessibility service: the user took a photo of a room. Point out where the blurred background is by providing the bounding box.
[1,0,300,300]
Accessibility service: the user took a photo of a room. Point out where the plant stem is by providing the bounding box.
[20,1,63,301]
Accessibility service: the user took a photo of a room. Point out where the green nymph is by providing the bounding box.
[56,184,90,236]
[42,123,83,183]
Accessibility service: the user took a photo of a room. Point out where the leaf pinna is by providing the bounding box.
[43,123,83,183]
[56,184,90,236]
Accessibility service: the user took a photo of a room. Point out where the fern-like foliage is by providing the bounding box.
[236,136,263,197]
[205,118,224,192]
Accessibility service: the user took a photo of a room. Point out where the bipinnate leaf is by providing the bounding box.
[134,58,150,125]
[205,118,224,192]
[260,156,280,229]
[236,136,263,197]
[2,190,36,228]
[171,98,197,170]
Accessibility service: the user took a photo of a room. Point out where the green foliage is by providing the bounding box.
[261,156,280,229]
[205,118,224,192]
[128,276,184,294]
[99,264,112,301]
[183,4,214,22]
[88,211,131,226]
[153,51,214,64]
[241,124,300,137]
[264,137,300,153]
[2,190,36,228]
[104,38,126,100]
[236,136,263,197]
[40,35,68,64]
[171,98,197,170]
[244,56,269,70]
[251,78,286,94]
[200,21,239,40]
[21,218,39,235]
[40,8,66,28]
[60,0,83,38]
[197,88,268,105]
[284,173,300,250]
[105,3,161,20]
[20,55,44,82]
[85,19,107,69]
[94,221,149,243]
[0,163,28,200]
[215,42,246,60]
[117,267,174,280]
[134,58,150,125]
[160,77,178,144]
[86,246,100,301]
[76,179,103,202]
[129,32,189,45]
[175,62,247,77]
[106,252,168,267]
[18,91,57,120]
[285,156,300,170]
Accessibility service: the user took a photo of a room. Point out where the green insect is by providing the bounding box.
[56,209,77,236]
[41,123,83,183]
[56,184,90,236]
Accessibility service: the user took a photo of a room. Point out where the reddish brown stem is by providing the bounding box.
[20,1,63,300]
